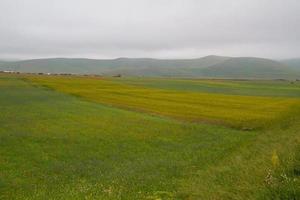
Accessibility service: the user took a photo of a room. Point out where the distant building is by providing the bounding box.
[113,74,122,78]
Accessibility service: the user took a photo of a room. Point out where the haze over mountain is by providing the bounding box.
[1,0,300,60]
[1,0,299,77]
[0,55,299,79]
[281,58,300,71]
[199,57,299,79]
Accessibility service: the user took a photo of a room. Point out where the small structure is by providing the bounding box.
[3,70,15,73]
[113,74,122,78]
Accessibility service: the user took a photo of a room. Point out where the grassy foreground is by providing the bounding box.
[0,74,300,199]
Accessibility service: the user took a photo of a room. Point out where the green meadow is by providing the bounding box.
[1,74,300,199]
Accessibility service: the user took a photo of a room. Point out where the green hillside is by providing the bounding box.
[0,56,299,79]
[199,57,298,79]
[0,56,228,75]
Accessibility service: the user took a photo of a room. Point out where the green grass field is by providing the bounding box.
[1,74,300,199]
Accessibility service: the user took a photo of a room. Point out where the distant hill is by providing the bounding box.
[0,56,230,75]
[0,61,8,65]
[281,58,300,71]
[0,56,299,79]
[199,57,298,79]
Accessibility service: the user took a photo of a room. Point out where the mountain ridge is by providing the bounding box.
[0,56,299,79]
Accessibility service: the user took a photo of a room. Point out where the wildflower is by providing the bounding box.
[265,169,274,185]
[271,150,280,168]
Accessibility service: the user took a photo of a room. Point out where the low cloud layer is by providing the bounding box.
[0,0,299,59]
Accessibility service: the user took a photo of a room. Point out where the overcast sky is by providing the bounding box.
[0,0,299,59]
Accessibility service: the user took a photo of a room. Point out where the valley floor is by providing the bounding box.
[0,74,300,199]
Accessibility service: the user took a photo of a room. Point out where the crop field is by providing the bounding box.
[112,78,300,97]
[1,74,300,199]
[27,76,299,129]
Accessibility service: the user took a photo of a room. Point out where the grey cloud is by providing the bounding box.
[0,0,299,59]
